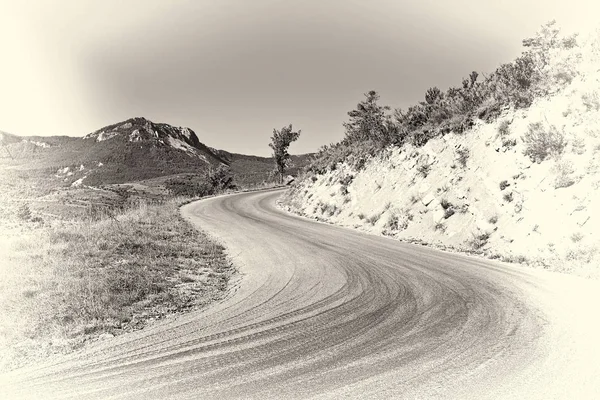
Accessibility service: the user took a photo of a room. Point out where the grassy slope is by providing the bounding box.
[0,120,311,371]
[3,135,221,186]
[0,149,238,371]
[0,197,234,372]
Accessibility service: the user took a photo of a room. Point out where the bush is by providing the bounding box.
[582,92,600,112]
[366,213,381,225]
[468,232,491,250]
[502,138,517,150]
[434,222,446,232]
[166,178,214,197]
[17,203,31,221]
[417,162,431,177]
[384,214,400,231]
[440,198,452,209]
[301,21,576,176]
[571,232,584,242]
[522,122,566,163]
[497,120,511,137]
[208,165,234,191]
[503,192,514,202]
[383,210,411,234]
[553,160,576,188]
[499,180,510,190]
[339,174,354,186]
[456,147,470,168]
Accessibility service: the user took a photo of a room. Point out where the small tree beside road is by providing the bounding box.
[269,124,301,184]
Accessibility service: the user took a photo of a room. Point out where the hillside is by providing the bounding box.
[1,117,227,187]
[281,23,600,279]
[1,117,313,221]
[214,149,313,186]
[1,117,312,191]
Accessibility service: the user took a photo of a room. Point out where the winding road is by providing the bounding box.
[2,188,599,399]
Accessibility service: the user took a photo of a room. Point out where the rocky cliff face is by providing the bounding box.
[83,117,226,164]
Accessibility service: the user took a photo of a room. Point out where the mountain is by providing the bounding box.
[1,117,313,191]
[1,117,229,187]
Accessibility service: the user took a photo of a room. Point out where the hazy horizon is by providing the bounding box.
[1,0,597,156]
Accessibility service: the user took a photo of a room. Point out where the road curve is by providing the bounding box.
[2,189,599,399]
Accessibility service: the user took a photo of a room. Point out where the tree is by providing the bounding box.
[208,164,234,191]
[342,90,393,146]
[269,124,301,184]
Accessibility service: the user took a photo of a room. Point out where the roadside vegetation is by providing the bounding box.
[0,193,234,372]
[0,161,242,372]
[306,21,578,175]
[282,21,600,279]
[269,124,301,184]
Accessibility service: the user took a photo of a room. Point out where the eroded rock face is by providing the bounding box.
[82,117,218,162]
[84,117,198,147]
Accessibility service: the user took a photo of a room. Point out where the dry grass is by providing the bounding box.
[0,197,234,371]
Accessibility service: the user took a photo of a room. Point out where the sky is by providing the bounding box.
[0,1,597,156]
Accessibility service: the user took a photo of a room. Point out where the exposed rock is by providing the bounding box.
[421,193,436,207]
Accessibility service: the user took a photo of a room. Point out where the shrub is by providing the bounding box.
[339,174,354,186]
[468,232,491,250]
[499,180,510,190]
[497,120,511,137]
[571,137,586,155]
[357,213,366,220]
[582,92,600,112]
[456,147,470,168]
[208,165,234,191]
[327,204,338,216]
[417,162,431,177]
[366,213,381,225]
[383,210,411,233]
[317,201,337,216]
[571,232,584,242]
[166,178,214,197]
[457,203,469,214]
[434,222,446,232]
[440,198,452,210]
[384,214,400,231]
[301,21,576,177]
[522,122,566,163]
[502,138,517,150]
[553,160,576,189]
[503,192,514,202]
[488,215,499,224]
[17,203,32,221]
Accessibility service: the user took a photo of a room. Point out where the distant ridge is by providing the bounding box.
[1,117,313,188]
